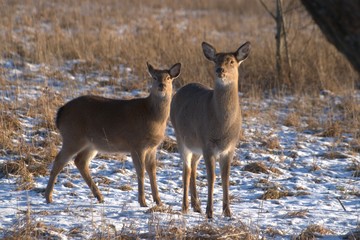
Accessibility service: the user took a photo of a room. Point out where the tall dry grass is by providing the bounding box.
[0,0,358,94]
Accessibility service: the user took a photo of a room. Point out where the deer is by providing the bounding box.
[45,62,181,207]
[170,41,250,218]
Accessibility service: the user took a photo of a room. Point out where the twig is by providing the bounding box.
[259,0,276,20]
[336,197,347,212]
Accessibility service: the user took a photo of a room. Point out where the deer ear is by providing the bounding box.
[235,41,251,63]
[169,63,181,79]
[202,42,216,61]
[147,62,155,77]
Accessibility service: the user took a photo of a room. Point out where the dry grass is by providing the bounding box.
[259,189,294,200]
[26,88,64,131]
[160,136,178,153]
[318,121,343,138]
[261,136,281,149]
[243,162,269,174]
[265,227,285,237]
[350,139,360,153]
[284,112,301,128]
[63,181,75,188]
[96,176,114,186]
[185,222,256,240]
[0,159,35,190]
[117,184,133,191]
[347,160,360,178]
[0,107,22,152]
[305,117,321,132]
[145,205,180,214]
[0,0,358,94]
[3,221,64,240]
[285,209,309,218]
[295,224,334,239]
[243,162,282,176]
[3,203,65,240]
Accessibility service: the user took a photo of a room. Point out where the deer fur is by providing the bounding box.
[170,41,250,218]
[45,62,181,207]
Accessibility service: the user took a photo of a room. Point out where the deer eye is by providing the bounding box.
[230,60,235,65]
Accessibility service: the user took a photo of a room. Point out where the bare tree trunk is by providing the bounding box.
[260,0,293,88]
[280,1,292,84]
[275,0,283,87]
[301,0,360,74]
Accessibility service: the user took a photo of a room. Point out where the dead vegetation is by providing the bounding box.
[243,162,269,174]
[0,0,358,94]
[243,162,282,175]
[0,159,35,190]
[259,189,294,200]
[145,205,180,214]
[265,227,285,237]
[318,121,343,138]
[160,136,178,153]
[185,222,256,240]
[63,181,74,188]
[117,184,133,191]
[285,209,309,218]
[284,112,301,128]
[3,204,65,240]
[26,88,64,131]
[347,160,360,178]
[295,224,334,239]
[261,136,282,149]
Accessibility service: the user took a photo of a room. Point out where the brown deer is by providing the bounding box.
[170,42,250,218]
[45,62,181,207]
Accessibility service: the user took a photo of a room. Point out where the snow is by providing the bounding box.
[0,60,359,239]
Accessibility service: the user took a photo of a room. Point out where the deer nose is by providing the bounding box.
[158,83,165,90]
[216,67,224,74]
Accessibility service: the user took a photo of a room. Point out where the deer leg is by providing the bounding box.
[74,149,100,202]
[219,151,233,217]
[145,149,161,205]
[204,151,216,219]
[190,154,201,213]
[131,150,147,207]
[180,146,192,214]
[45,145,78,203]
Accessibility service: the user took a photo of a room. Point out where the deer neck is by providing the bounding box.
[212,79,240,124]
[148,94,171,122]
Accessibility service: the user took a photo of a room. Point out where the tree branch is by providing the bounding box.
[259,0,276,20]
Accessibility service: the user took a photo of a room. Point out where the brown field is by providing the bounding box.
[0,0,358,94]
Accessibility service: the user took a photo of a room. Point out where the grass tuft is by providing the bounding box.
[145,205,180,214]
[284,112,301,128]
[259,189,294,200]
[160,137,178,153]
[318,121,343,138]
[186,222,256,240]
[285,209,309,218]
[243,162,269,174]
[295,224,334,239]
[117,184,133,191]
[261,137,281,150]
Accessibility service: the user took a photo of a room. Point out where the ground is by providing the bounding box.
[0,59,359,239]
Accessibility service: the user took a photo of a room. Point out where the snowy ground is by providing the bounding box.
[0,59,359,239]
